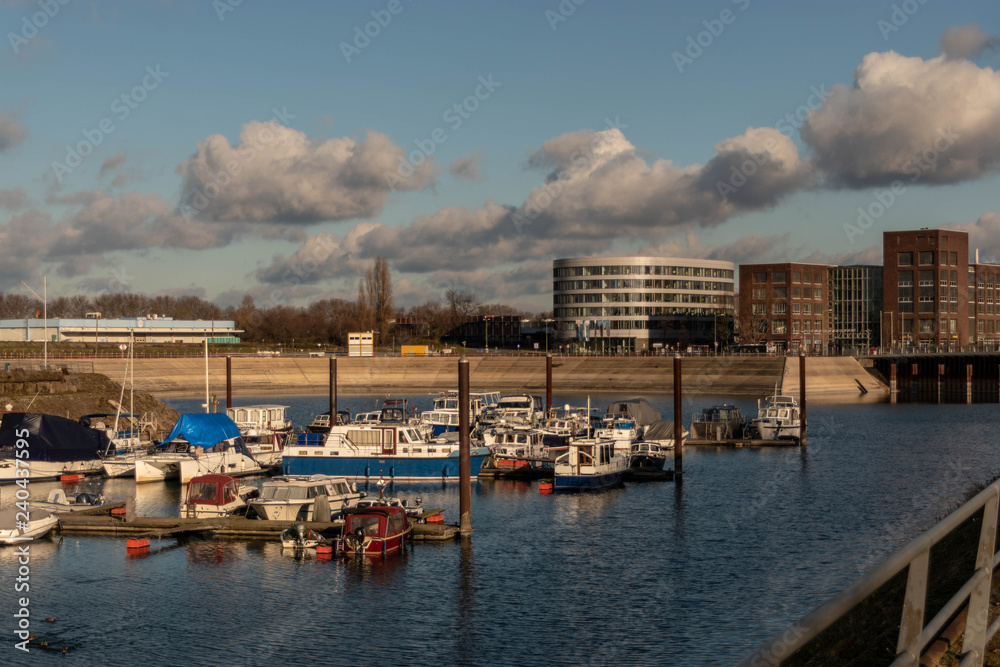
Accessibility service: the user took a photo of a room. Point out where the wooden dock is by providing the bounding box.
[685,438,801,447]
[55,513,460,541]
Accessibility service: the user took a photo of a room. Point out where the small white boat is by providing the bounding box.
[30,489,106,513]
[0,507,59,545]
[553,438,627,492]
[249,474,361,522]
[279,523,327,549]
[749,393,802,440]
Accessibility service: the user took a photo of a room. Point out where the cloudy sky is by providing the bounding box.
[2,0,999,311]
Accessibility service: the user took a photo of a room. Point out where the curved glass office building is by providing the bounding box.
[553,256,736,353]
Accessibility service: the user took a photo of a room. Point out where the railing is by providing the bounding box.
[740,479,1000,666]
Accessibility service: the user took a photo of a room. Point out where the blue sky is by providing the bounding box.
[2,0,999,311]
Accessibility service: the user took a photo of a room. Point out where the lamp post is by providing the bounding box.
[543,318,553,352]
[20,275,46,370]
[484,316,491,354]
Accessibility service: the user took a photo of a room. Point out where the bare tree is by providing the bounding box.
[364,256,393,345]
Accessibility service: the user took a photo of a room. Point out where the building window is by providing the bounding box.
[814,273,822,283]
[920,319,934,334]
[950,252,958,266]
[940,251,948,265]
[753,272,766,283]
[792,320,800,333]
[898,271,913,286]
[773,320,787,334]
[773,271,786,283]
[804,304,811,315]
[792,303,800,314]
[919,251,935,265]
[950,319,957,333]
[752,288,765,299]
[773,287,787,299]
[792,287,800,298]
[899,252,913,266]
[774,303,787,315]
[804,321,811,332]
[792,272,800,283]
[803,288,812,299]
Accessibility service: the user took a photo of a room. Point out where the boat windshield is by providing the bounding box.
[260,486,310,500]
[350,516,382,535]
[187,482,218,503]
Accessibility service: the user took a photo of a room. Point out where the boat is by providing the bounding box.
[282,404,490,482]
[0,506,59,545]
[483,425,552,473]
[225,404,292,468]
[478,394,544,427]
[749,393,802,440]
[181,474,255,518]
[553,438,627,492]
[0,412,115,482]
[336,505,412,556]
[690,404,748,441]
[279,523,328,549]
[133,413,263,484]
[421,391,484,436]
[248,474,362,521]
[30,488,106,513]
[627,441,672,476]
[306,410,350,434]
[601,399,661,439]
[355,496,424,518]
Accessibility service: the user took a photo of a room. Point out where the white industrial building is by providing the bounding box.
[0,315,241,344]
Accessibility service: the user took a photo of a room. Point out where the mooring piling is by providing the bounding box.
[673,353,682,479]
[459,356,472,536]
[226,356,232,410]
[330,356,337,422]
[545,352,553,415]
[799,353,807,444]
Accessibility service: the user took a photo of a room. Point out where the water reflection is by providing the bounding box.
[457,537,477,664]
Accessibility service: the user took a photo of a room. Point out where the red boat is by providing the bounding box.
[337,505,412,556]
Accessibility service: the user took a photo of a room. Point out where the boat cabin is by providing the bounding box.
[339,505,411,554]
[225,405,291,433]
[183,474,242,518]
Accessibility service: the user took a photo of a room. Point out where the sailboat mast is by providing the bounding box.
[204,338,210,413]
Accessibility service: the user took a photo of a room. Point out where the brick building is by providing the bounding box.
[738,263,831,353]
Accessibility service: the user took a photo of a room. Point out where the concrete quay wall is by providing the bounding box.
[82,355,885,402]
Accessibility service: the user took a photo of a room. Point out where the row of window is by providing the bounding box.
[555,293,734,305]
[750,287,823,300]
[553,279,733,292]
[752,303,823,315]
[554,307,728,318]
[556,318,726,331]
[770,319,826,334]
[897,251,959,267]
[554,265,734,279]
[752,271,825,284]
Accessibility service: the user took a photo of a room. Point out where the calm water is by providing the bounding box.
[1,393,998,666]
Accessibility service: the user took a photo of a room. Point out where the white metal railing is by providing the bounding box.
[740,479,1000,667]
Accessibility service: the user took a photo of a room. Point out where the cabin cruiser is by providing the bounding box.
[283,404,489,482]
[479,395,544,427]
[0,412,115,482]
[483,425,551,473]
[690,404,748,440]
[553,438,627,492]
[133,413,262,484]
[248,474,362,521]
[749,393,802,440]
[225,404,292,467]
[181,474,257,518]
[31,488,106,513]
[306,410,350,434]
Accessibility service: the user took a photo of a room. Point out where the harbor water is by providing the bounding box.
[1,393,998,666]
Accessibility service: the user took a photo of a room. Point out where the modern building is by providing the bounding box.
[0,315,241,344]
[553,256,736,353]
[738,262,832,353]
[828,265,883,353]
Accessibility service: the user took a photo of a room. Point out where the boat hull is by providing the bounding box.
[283,449,490,482]
[554,469,624,492]
[0,458,104,483]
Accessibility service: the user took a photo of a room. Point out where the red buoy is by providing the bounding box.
[539,481,554,495]
[426,513,445,523]
[59,474,84,482]
[126,538,150,550]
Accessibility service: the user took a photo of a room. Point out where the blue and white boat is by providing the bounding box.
[283,405,490,482]
[422,391,485,437]
[553,438,627,492]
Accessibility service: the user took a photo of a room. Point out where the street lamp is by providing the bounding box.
[484,316,492,354]
[543,318,553,352]
[20,275,46,370]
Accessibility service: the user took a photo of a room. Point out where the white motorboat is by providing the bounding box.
[0,412,114,482]
[749,393,802,440]
[225,404,292,468]
[0,507,59,545]
[553,438,627,492]
[249,474,361,521]
[30,489,106,513]
[134,413,262,484]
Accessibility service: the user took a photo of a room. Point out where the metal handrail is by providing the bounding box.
[740,480,1000,666]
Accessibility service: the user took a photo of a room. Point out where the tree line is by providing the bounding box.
[0,257,548,348]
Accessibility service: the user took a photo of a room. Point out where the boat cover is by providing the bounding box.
[159,413,242,448]
[0,412,113,462]
[604,399,661,426]
[644,421,680,441]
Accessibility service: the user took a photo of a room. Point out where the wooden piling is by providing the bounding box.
[226,356,232,410]
[330,357,337,423]
[967,363,973,404]
[799,353,807,444]
[938,363,945,404]
[890,363,898,404]
[125,495,135,523]
[673,354,682,478]
[545,353,553,415]
[459,356,472,535]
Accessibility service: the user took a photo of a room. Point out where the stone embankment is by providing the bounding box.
[65,355,887,402]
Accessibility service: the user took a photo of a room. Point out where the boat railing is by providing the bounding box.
[740,477,1000,666]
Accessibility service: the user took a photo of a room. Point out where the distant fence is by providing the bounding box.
[740,479,1000,666]
[1,361,96,374]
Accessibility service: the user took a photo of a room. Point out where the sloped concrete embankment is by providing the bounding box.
[84,356,793,398]
[780,356,888,401]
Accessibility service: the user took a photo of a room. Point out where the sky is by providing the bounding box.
[2,0,1000,312]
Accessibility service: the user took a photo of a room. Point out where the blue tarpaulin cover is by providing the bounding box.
[158,413,241,448]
